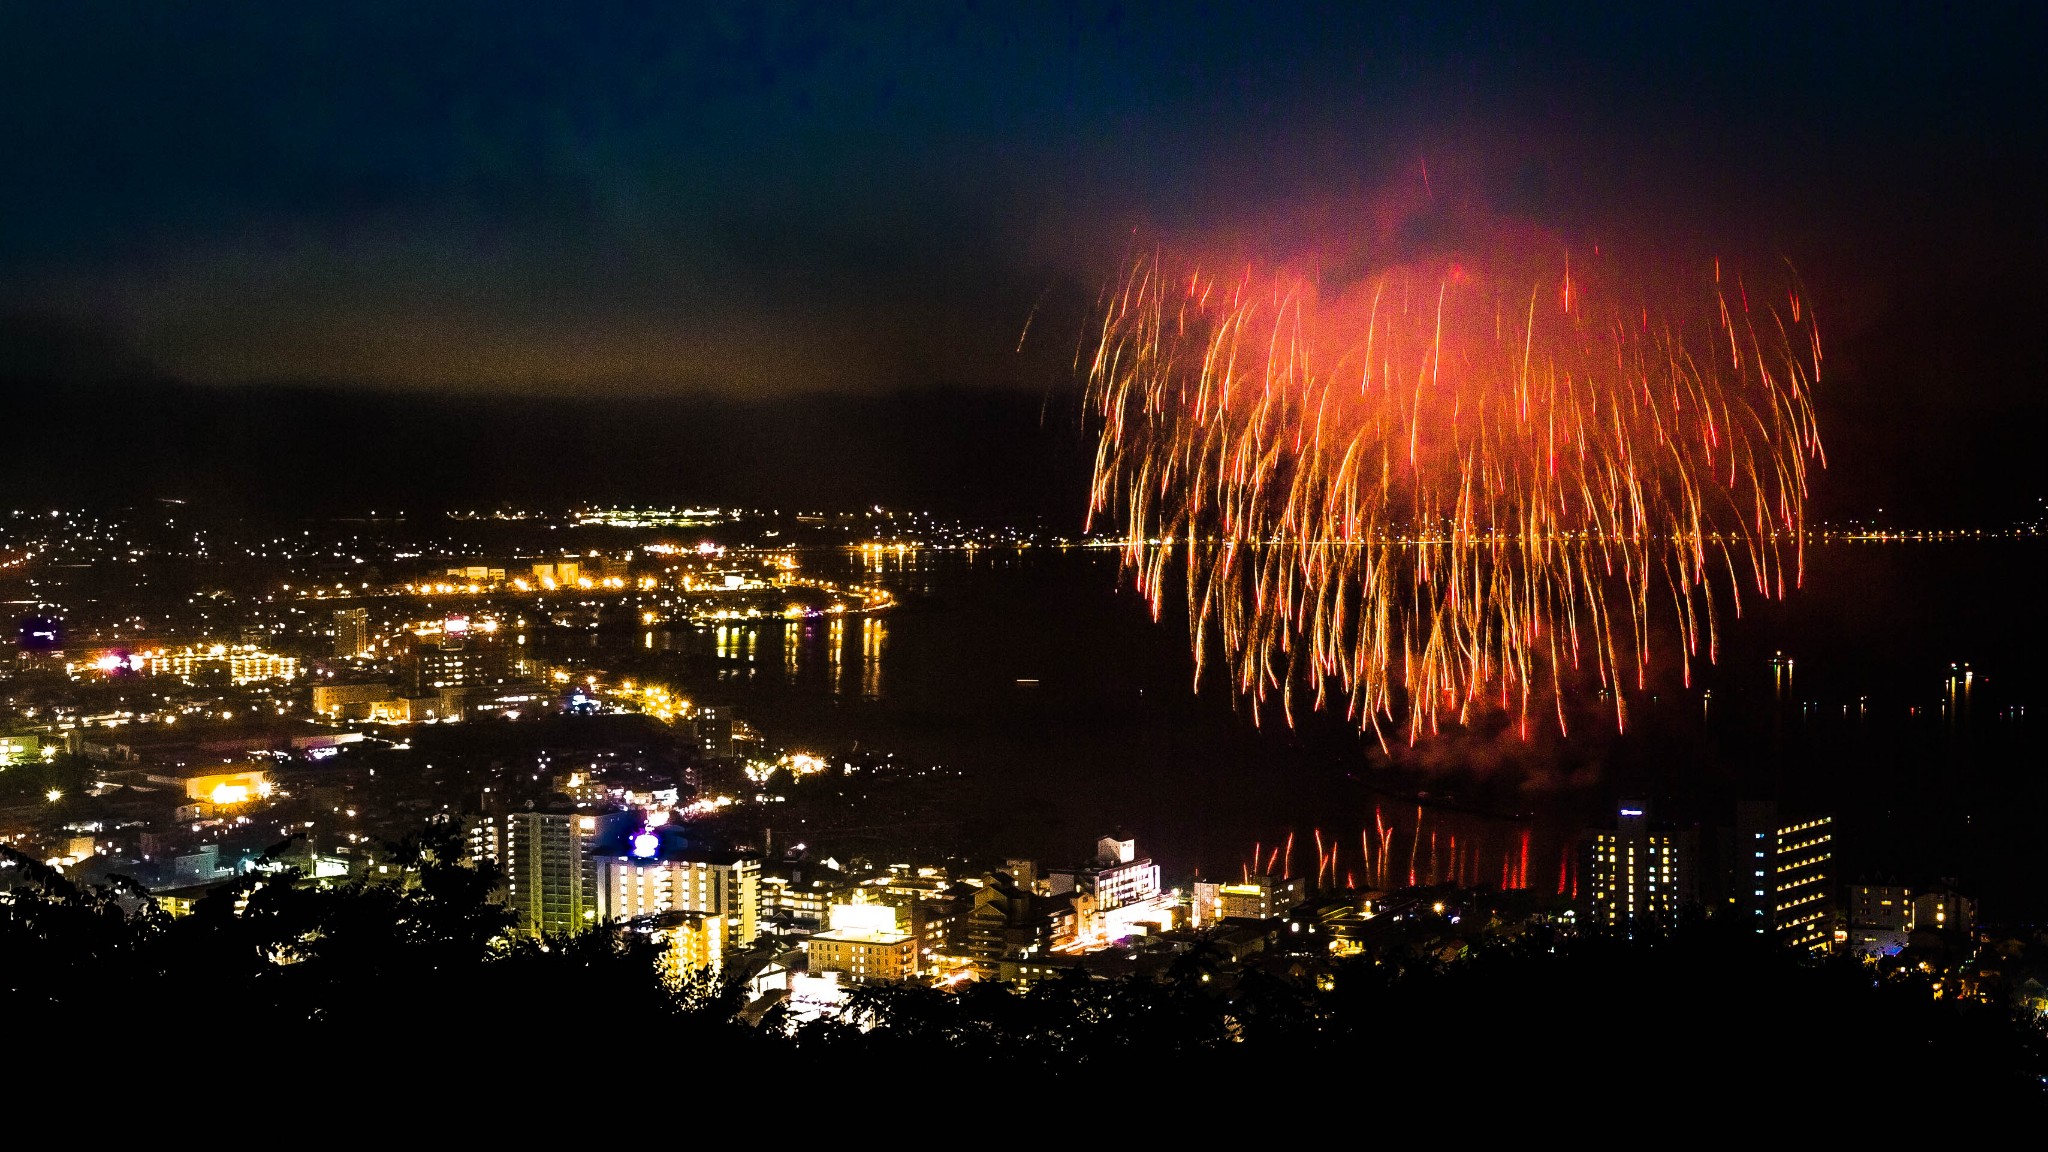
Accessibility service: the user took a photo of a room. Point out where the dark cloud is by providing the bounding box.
[0,3,2041,514]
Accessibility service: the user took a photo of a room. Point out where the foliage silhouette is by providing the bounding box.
[4,847,2042,1103]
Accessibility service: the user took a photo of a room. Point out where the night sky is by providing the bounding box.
[1,4,2041,520]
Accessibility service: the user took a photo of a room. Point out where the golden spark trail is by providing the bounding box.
[1085,251,1823,745]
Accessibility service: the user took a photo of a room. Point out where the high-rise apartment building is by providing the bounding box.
[1584,803,1697,930]
[498,811,601,937]
[333,608,370,659]
[1733,801,1833,951]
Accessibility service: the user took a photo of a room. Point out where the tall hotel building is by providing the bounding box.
[1585,803,1696,930]
[1733,801,1834,951]
[598,840,759,946]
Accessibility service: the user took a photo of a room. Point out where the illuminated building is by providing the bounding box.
[312,681,393,720]
[367,696,437,723]
[1846,877,1975,941]
[464,682,552,720]
[173,765,271,806]
[1003,858,1041,894]
[806,900,918,984]
[117,644,299,685]
[333,607,370,659]
[0,733,45,766]
[464,813,505,871]
[1849,883,1913,931]
[1584,802,1697,931]
[1092,836,1159,910]
[1910,887,1975,935]
[404,635,510,695]
[1193,875,1308,925]
[1040,836,1175,947]
[1732,801,1833,951]
[693,705,733,758]
[890,881,973,973]
[633,909,727,981]
[1047,836,1161,911]
[597,841,759,945]
[962,872,1053,979]
[785,970,848,1024]
[530,560,581,587]
[759,872,843,936]
[501,811,602,937]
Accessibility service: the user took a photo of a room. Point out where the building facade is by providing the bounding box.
[1194,875,1309,925]
[692,705,733,759]
[500,811,601,937]
[807,901,918,984]
[1733,801,1834,951]
[1584,803,1697,931]
[333,608,370,659]
[312,681,392,720]
[632,909,726,982]
[1849,883,1912,931]
[962,873,1052,978]
[597,846,759,946]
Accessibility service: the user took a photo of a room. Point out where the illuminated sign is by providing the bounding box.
[827,902,900,934]
[1618,808,1643,817]
[632,832,660,859]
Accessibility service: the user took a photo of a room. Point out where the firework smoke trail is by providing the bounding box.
[1085,249,1823,744]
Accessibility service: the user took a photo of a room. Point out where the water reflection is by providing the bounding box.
[861,616,886,699]
[713,623,760,681]
[525,547,1094,706]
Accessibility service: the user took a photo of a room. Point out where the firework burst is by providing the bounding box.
[1085,248,1823,745]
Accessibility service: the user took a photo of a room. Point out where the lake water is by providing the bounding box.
[577,538,2048,920]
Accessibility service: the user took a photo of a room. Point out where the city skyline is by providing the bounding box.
[2,3,2045,1103]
